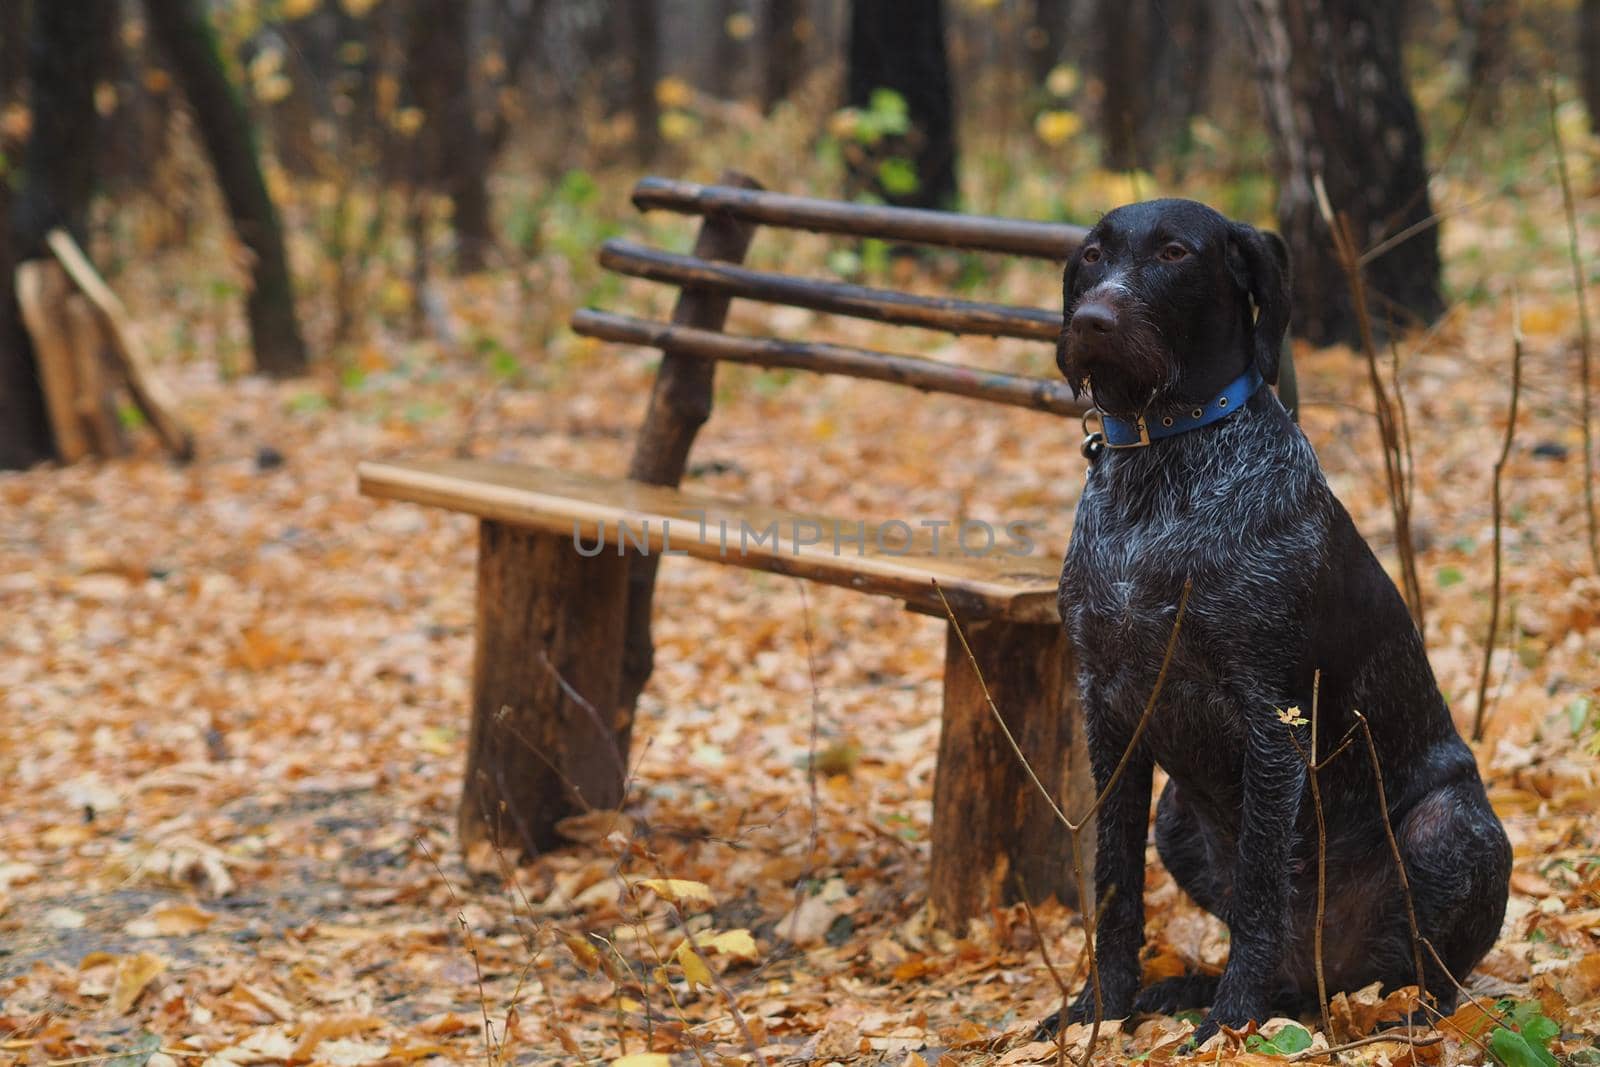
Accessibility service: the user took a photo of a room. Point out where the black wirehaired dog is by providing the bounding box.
[1045,199,1510,1045]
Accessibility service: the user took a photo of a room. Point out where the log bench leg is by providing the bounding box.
[929,618,1093,926]
[459,520,631,858]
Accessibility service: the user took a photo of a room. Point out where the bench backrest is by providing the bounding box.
[570,171,1090,495]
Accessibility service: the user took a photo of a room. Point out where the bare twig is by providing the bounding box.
[1282,670,1333,1036]
[1419,935,1515,1043]
[1474,295,1524,740]
[1316,178,1426,637]
[935,578,1192,1067]
[933,578,1194,836]
[1016,878,1072,1067]
[417,837,502,1065]
[788,582,824,948]
[1286,1030,1445,1062]
[1351,711,1428,1013]
[1547,84,1600,575]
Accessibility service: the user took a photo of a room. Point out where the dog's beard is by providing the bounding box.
[1058,316,1176,417]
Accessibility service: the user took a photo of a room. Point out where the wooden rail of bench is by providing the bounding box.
[633,176,1087,259]
[571,310,1089,417]
[600,240,1062,341]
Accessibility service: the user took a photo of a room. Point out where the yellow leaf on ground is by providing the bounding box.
[694,927,759,960]
[611,1055,671,1067]
[108,952,166,1014]
[633,878,715,908]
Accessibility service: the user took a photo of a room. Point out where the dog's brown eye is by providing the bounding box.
[1081,246,1102,264]
[1159,243,1189,262]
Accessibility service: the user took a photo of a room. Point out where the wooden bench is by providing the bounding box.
[359,172,1100,924]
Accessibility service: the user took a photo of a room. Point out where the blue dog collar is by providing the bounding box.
[1095,368,1265,448]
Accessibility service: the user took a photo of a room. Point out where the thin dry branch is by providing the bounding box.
[1474,296,1524,741]
[935,578,1192,1067]
[416,838,503,1065]
[1315,178,1426,637]
[788,582,825,948]
[1282,671,1333,1037]
[1287,1030,1445,1062]
[1547,84,1600,575]
[1351,711,1428,1014]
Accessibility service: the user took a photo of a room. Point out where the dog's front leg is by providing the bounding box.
[1195,707,1307,1044]
[1063,706,1155,1027]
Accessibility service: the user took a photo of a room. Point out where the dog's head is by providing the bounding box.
[1056,199,1290,418]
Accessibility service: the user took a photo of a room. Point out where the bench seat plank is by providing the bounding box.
[359,458,1063,624]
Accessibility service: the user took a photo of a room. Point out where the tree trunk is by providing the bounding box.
[845,0,959,210]
[1583,0,1600,134]
[0,0,25,109]
[762,0,803,111]
[460,521,631,858]
[1095,0,1212,171]
[1457,0,1513,119]
[1027,0,1071,87]
[403,0,493,271]
[627,1,662,164]
[0,1,115,469]
[930,618,1092,926]
[143,0,310,377]
[1237,0,1443,346]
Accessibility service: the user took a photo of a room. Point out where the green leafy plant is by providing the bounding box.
[1488,1000,1560,1067]
[1245,1023,1313,1056]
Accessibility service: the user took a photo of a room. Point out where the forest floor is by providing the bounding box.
[4,108,1600,1065]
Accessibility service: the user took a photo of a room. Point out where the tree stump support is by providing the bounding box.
[930,617,1092,924]
[458,522,631,858]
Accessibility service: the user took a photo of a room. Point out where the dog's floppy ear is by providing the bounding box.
[1058,248,1084,397]
[1228,222,1291,385]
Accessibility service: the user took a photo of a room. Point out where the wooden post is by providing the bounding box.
[618,171,764,717]
[929,618,1093,926]
[459,522,631,857]
[15,261,91,463]
[62,293,127,459]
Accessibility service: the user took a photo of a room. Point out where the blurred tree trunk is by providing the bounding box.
[845,0,958,210]
[1096,0,1212,171]
[711,0,742,99]
[1237,0,1443,346]
[403,0,493,271]
[1027,0,1070,87]
[627,2,661,163]
[0,1,115,469]
[144,0,310,377]
[1584,0,1600,133]
[0,0,25,109]
[486,0,544,155]
[763,0,803,110]
[1457,0,1512,119]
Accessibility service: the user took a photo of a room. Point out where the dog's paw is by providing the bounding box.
[1186,996,1265,1049]
[1034,984,1137,1041]
[1132,974,1220,1015]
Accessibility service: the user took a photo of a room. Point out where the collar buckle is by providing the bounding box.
[1104,415,1151,449]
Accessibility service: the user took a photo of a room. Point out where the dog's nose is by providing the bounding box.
[1070,303,1117,337]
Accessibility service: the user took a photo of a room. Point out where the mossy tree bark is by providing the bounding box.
[143,0,310,377]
